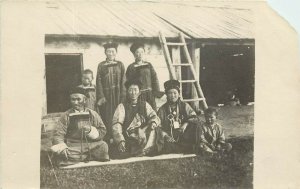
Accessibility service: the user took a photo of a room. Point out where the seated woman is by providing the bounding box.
[111,80,161,158]
[157,80,200,154]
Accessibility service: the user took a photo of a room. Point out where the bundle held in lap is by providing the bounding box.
[51,109,109,167]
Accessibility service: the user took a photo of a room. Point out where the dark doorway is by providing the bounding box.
[45,54,83,113]
[200,44,255,105]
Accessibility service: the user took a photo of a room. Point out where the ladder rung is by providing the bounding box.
[166,42,185,46]
[182,98,205,102]
[179,80,196,83]
[159,32,208,109]
[172,64,192,66]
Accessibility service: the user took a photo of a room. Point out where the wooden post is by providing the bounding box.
[42,60,47,116]
[171,46,182,95]
[191,42,200,112]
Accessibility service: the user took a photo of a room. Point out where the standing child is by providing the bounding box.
[196,107,232,154]
[78,69,97,110]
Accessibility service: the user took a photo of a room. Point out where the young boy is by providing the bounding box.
[77,69,96,110]
[196,107,232,154]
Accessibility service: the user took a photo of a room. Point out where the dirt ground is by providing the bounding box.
[41,105,254,189]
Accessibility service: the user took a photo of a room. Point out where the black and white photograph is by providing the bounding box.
[1,1,300,189]
[40,1,254,188]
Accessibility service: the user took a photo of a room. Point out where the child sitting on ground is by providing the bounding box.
[77,69,96,110]
[223,89,240,106]
[196,107,232,154]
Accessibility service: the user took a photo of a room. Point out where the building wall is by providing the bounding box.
[44,37,170,114]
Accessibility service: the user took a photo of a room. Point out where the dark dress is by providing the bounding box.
[126,61,160,110]
[96,60,126,140]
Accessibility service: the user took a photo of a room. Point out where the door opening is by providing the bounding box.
[45,54,83,113]
[200,44,255,105]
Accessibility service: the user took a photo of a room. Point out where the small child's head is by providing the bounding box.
[226,90,234,98]
[204,107,218,125]
[82,69,93,86]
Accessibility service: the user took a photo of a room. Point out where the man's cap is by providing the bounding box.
[70,87,87,96]
[130,42,144,54]
[124,79,143,89]
[164,79,180,92]
[103,42,118,50]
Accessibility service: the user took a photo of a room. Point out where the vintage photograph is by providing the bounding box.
[40,1,254,188]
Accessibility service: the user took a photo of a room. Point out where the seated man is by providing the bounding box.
[157,80,200,154]
[111,80,161,158]
[195,107,232,155]
[51,87,109,167]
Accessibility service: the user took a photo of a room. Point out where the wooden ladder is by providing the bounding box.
[159,32,208,110]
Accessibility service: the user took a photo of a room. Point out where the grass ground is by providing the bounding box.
[41,105,254,189]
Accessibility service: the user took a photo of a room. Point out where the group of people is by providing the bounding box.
[50,42,232,167]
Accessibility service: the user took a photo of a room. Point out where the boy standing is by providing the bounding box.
[78,69,96,110]
[196,107,232,154]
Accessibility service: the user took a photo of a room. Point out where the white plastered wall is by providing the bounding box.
[44,37,170,113]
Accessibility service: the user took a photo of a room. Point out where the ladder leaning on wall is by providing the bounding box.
[158,32,208,110]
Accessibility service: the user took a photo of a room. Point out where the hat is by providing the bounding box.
[125,79,142,89]
[164,79,180,92]
[70,87,87,96]
[130,42,144,54]
[103,42,118,50]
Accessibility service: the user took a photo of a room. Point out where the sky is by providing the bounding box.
[267,0,300,48]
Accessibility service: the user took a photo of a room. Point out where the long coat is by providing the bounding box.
[96,60,126,140]
[126,61,160,110]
